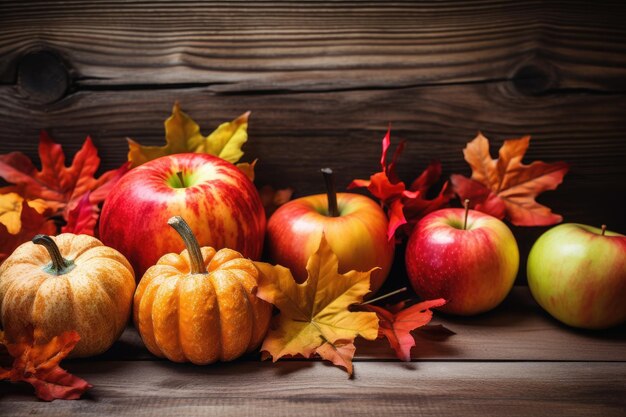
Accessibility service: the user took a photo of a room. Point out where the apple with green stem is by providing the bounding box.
[99,153,266,278]
[266,168,394,295]
[405,200,519,315]
[527,223,626,329]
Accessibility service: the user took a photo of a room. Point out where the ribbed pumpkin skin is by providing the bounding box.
[134,247,272,364]
[0,234,136,357]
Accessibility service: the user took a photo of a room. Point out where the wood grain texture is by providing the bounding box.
[2,361,625,417]
[0,2,625,264]
[93,288,626,362]
[1,1,625,92]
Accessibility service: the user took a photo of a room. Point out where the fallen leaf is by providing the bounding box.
[0,329,92,401]
[349,129,451,240]
[127,102,250,168]
[451,133,569,226]
[259,185,294,217]
[362,298,446,361]
[254,234,379,375]
[0,193,48,234]
[0,132,129,220]
[315,340,356,375]
[61,192,99,236]
[0,199,56,263]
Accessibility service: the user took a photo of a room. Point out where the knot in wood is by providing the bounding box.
[512,64,554,96]
[17,50,70,104]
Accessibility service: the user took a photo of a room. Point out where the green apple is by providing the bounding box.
[527,223,626,329]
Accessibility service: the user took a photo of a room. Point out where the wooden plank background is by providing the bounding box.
[0,1,625,282]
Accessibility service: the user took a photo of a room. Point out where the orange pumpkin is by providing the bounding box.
[0,233,136,357]
[133,216,272,364]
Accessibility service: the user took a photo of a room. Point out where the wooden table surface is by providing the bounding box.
[1,2,626,415]
[2,287,625,416]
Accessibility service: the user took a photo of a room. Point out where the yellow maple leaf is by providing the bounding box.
[254,235,379,374]
[0,193,48,234]
[127,102,250,168]
[236,159,257,182]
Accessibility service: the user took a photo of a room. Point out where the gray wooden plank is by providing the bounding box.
[2,361,625,416]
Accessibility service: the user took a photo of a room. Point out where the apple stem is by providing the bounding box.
[176,171,185,188]
[168,216,207,275]
[359,287,408,305]
[321,168,339,217]
[601,224,607,236]
[463,199,470,230]
[32,234,75,275]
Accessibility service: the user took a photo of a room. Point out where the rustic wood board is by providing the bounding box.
[2,361,625,417]
[0,1,625,236]
[96,288,626,362]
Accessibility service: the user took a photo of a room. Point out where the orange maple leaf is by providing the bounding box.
[0,329,92,401]
[451,133,569,226]
[362,299,446,361]
[0,131,129,221]
[254,234,379,375]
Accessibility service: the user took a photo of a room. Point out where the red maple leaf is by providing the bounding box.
[363,298,446,361]
[0,131,129,222]
[61,192,99,235]
[349,129,452,240]
[0,329,92,401]
[451,133,569,226]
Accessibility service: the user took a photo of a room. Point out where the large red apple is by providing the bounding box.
[99,153,265,278]
[527,223,626,329]
[406,204,519,315]
[266,169,394,295]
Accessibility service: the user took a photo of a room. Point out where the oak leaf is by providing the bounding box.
[451,133,569,226]
[127,102,250,167]
[254,234,379,375]
[0,131,129,220]
[0,199,56,263]
[349,129,452,240]
[0,329,92,401]
[363,299,446,361]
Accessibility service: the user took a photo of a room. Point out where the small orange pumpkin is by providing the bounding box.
[133,216,272,364]
[0,233,136,357]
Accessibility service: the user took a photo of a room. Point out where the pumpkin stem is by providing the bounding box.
[168,216,207,274]
[32,234,75,275]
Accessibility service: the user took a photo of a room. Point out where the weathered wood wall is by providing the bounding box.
[1,1,625,281]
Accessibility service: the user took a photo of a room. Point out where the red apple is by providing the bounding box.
[99,153,265,278]
[527,223,626,329]
[266,169,394,295]
[406,204,519,315]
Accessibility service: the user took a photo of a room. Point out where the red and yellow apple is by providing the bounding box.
[266,170,394,295]
[527,223,626,329]
[405,206,519,315]
[99,153,265,278]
